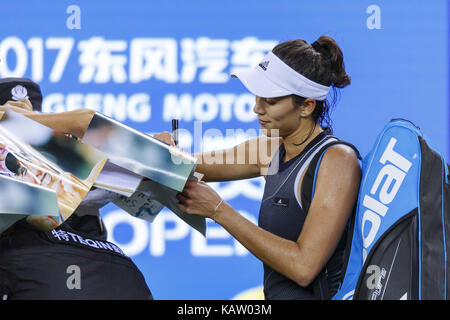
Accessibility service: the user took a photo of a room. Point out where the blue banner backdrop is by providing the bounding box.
[1,0,448,299]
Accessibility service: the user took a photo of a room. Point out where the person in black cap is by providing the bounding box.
[0,77,42,112]
[0,78,154,300]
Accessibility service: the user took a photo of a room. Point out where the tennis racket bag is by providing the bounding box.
[332,119,450,300]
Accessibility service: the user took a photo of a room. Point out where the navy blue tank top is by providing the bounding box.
[258,129,347,300]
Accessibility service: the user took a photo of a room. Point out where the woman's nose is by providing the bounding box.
[253,96,265,115]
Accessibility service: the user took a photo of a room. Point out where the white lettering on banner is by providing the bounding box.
[230,37,278,76]
[103,209,258,257]
[102,210,149,257]
[27,38,44,82]
[42,93,66,113]
[127,94,152,122]
[42,91,255,123]
[46,38,75,82]
[42,92,151,122]
[361,138,412,261]
[234,94,257,122]
[42,92,271,125]
[163,94,194,121]
[0,36,276,84]
[129,38,178,83]
[195,94,220,122]
[191,211,256,257]
[192,225,234,256]
[0,37,28,78]
[0,37,75,82]
[78,37,127,83]
[150,211,190,256]
[181,37,229,83]
[218,94,234,122]
[163,93,256,123]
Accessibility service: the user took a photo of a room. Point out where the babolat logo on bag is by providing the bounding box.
[333,119,450,300]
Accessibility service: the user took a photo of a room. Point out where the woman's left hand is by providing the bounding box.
[176,180,223,219]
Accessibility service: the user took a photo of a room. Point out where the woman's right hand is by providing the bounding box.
[153,131,176,146]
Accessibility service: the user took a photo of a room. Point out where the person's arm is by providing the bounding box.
[23,109,95,138]
[152,131,282,182]
[0,102,96,139]
[0,100,34,116]
[177,144,361,286]
[194,135,282,182]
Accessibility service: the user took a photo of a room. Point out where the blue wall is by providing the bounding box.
[1,0,448,299]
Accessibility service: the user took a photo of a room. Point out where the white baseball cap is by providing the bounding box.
[231,51,330,101]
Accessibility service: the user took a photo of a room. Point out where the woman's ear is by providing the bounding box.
[299,98,317,117]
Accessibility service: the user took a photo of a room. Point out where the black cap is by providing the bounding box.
[0,78,42,112]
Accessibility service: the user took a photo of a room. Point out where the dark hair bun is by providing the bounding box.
[312,35,351,88]
[271,36,351,129]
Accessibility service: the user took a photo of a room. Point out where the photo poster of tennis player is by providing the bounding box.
[0,109,108,232]
[82,112,198,193]
[0,171,59,234]
[81,111,206,234]
[113,171,207,236]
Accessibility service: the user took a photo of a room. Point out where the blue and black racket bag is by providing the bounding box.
[331,119,450,300]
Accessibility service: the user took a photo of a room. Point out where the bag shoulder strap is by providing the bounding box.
[301,140,361,300]
[301,140,361,213]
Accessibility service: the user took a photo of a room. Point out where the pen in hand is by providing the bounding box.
[172,119,179,147]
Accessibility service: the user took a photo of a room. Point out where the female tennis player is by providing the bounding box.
[174,35,362,300]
